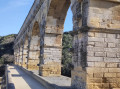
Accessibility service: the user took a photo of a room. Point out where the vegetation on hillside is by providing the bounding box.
[62,32,73,77]
[0,34,16,64]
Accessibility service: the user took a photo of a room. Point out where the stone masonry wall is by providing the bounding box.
[72,0,120,89]
[87,31,120,89]
[71,30,120,89]
[14,0,120,88]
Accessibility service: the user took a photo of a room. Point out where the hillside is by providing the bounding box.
[0,34,16,64]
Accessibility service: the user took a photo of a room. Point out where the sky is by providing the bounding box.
[0,0,73,36]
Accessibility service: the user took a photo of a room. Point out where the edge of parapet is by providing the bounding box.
[15,65,72,89]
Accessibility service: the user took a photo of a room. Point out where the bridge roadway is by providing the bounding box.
[7,65,46,89]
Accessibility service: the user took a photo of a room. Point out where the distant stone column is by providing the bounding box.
[26,36,31,69]
[19,45,23,66]
[16,48,19,65]
[28,37,40,70]
[14,49,17,64]
[71,0,120,89]
[22,42,28,68]
[18,46,21,66]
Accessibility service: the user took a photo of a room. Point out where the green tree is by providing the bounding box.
[62,32,73,77]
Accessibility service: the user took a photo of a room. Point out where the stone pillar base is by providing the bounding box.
[27,64,39,70]
[27,60,39,70]
[22,63,27,69]
[71,67,86,89]
[39,64,61,76]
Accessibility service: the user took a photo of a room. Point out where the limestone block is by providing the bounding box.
[87,78,103,83]
[117,73,120,77]
[87,46,104,52]
[87,62,94,67]
[109,68,120,72]
[107,52,116,58]
[104,48,119,52]
[107,34,116,38]
[87,51,94,56]
[108,43,116,48]
[116,34,120,39]
[87,57,104,62]
[46,16,57,27]
[93,73,103,78]
[95,42,107,47]
[102,83,110,88]
[88,37,104,42]
[107,63,118,68]
[104,73,116,77]
[88,0,120,29]
[94,62,106,67]
[87,42,95,46]
[88,32,95,37]
[95,52,106,57]
[87,67,109,73]
[105,0,120,2]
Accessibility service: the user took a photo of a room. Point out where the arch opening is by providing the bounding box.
[28,21,40,71]
[39,0,74,77]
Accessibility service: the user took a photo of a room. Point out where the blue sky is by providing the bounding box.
[0,0,73,36]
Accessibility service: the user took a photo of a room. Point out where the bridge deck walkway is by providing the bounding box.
[7,65,46,89]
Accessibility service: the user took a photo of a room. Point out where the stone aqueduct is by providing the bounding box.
[14,0,120,89]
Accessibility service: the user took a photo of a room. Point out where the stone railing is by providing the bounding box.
[5,65,15,89]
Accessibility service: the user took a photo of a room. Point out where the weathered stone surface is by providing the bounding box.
[14,0,120,89]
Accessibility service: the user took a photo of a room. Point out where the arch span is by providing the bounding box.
[28,21,40,70]
[39,0,73,76]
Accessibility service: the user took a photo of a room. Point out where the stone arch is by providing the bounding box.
[39,0,74,76]
[28,21,40,70]
[46,0,71,30]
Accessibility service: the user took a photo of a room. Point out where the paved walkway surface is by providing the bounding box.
[8,65,46,89]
